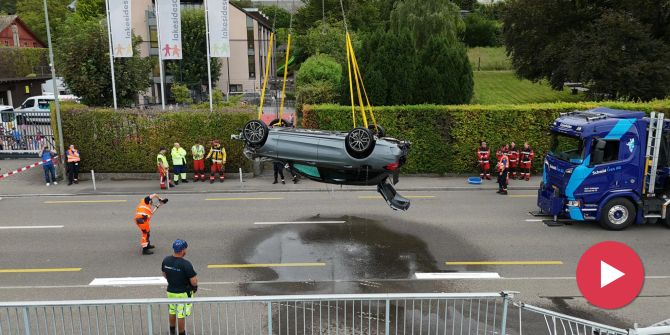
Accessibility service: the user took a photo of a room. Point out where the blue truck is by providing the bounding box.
[537,107,670,230]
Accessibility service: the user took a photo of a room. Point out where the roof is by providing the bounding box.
[552,107,646,137]
[0,15,47,47]
[227,3,273,30]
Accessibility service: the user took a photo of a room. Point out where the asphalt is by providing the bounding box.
[0,189,669,329]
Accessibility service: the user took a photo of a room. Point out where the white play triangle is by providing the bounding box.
[600,260,625,288]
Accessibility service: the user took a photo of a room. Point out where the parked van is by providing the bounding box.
[16,94,79,112]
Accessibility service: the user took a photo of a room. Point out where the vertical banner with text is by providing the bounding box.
[109,0,133,58]
[207,0,230,57]
[157,0,182,60]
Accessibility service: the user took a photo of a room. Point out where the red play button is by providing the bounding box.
[576,241,644,309]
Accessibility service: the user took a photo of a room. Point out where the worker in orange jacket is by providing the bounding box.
[519,142,535,181]
[134,193,168,255]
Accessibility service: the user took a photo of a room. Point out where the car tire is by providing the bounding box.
[599,198,635,231]
[242,120,269,147]
[368,124,385,138]
[269,118,293,128]
[346,127,376,159]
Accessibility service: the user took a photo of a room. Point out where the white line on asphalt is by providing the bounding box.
[254,221,346,225]
[0,225,64,229]
[89,277,167,286]
[524,219,544,222]
[415,272,501,279]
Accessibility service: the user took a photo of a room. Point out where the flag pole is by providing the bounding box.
[204,0,214,112]
[104,0,118,110]
[154,0,166,110]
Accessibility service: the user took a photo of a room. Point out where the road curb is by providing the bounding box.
[0,186,538,198]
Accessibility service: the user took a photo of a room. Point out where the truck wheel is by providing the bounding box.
[242,120,269,147]
[346,127,376,159]
[599,198,635,231]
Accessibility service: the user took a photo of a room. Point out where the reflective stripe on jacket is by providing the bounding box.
[206,147,226,163]
[67,149,80,163]
[135,199,153,220]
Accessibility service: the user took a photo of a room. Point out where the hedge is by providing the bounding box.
[302,100,670,174]
[52,103,255,173]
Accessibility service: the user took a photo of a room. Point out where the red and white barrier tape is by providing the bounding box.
[0,156,61,180]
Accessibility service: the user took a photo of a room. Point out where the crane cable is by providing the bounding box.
[278,0,295,125]
[258,0,280,120]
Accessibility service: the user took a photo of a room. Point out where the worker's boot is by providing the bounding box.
[282,179,285,184]
[142,247,154,255]
[273,178,278,184]
[174,180,179,186]
[147,244,155,249]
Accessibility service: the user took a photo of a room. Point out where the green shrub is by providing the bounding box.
[302,100,670,174]
[296,54,342,88]
[52,104,255,173]
[171,83,193,104]
[464,13,501,47]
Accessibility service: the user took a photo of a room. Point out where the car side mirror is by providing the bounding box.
[590,139,606,166]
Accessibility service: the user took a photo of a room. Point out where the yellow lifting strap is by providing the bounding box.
[345,32,357,129]
[347,34,368,129]
[347,35,377,129]
[258,32,274,119]
[278,33,291,124]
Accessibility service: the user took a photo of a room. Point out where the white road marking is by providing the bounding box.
[524,219,543,222]
[415,272,501,279]
[0,225,64,229]
[254,221,346,225]
[89,277,167,286]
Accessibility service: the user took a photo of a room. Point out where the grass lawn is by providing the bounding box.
[468,47,512,71]
[472,71,586,105]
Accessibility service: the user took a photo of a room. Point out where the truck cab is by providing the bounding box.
[537,107,670,230]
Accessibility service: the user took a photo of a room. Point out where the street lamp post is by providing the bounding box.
[43,0,66,177]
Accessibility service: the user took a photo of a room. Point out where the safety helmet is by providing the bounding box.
[173,239,188,252]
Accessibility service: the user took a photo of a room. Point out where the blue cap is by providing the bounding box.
[172,239,188,252]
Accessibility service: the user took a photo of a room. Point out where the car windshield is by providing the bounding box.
[549,133,584,163]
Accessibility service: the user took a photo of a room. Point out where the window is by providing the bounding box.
[591,139,620,164]
[23,99,34,108]
[246,16,256,78]
[229,84,243,93]
[149,25,158,48]
[3,41,7,46]
[549,133,584,163]
[32,42,37,48]
[248,55,256,78]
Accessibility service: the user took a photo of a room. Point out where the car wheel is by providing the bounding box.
[269,118,293,128]
[242,120,269,147]
[599,198,635,231]
[368,124,385,138]
[346,127,376,159]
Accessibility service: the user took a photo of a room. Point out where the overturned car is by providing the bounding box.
[232,119,411,210]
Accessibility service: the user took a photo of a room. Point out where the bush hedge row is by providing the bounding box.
[52,104,255,173]
[302,100,670,174]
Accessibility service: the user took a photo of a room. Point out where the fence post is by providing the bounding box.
[147,305,153,334]
[91,170,96,191]
[22,307,31,335]
[501,293,509,335]
[267,302,272,335]
[385,299,390,335]
[239,168,243,185]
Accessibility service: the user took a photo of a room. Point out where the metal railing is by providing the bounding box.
[0,292,638,335]
[0,111,55,156]
[0,293,511,335]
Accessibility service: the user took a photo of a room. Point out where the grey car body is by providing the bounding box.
[233,120,411,210]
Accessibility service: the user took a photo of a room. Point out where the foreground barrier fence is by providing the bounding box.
[0,292,653,335]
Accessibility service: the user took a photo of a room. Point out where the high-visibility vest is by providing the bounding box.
[171,147,187,166]
[191,145,205,160]
[477,147,490,163]
[67,149,80,163]
[157,153,168,167]
[135,199,153,220]
[207,146,226,163]
[521,148,534,163]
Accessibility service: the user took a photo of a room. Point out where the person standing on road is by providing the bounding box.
[171,143,188,185]
[66,144,81,185]
[476,141,491,180]
[508,142,519,180]
[206,140,226,183]
[40,145,57,186]
[191,141,206,182]
[497,153,509,195]
[134,193,167,255]
[162,239,198,335]
[520,142,535,181]
[157,148,174,189]
[273,161,285,184]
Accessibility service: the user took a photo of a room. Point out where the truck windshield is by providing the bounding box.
[549,133,584,163]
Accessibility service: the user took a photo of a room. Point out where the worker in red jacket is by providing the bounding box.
[476,141,491,180]
[519,142,535,181]
[496,143,509,162]
[508,142,519,180]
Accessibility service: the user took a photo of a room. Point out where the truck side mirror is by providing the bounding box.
[590,139,606,165]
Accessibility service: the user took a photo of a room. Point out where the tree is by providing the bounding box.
[503,0,670,101]
[293,0,384,34]
[165,9,221,100]
[294,21,356,64]
[55,15,154,107]
[74,0,105,18]
[390,0,464,48]
[171,83,192,104]
[415,36,473,104]
[0,0,16,14]
[296,54,342,105]
[16,0,70,43]
[260,5,291,29]
[463,13,500,47]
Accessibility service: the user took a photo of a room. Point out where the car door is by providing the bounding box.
[316,133,348,167]
[274,131,318,163]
